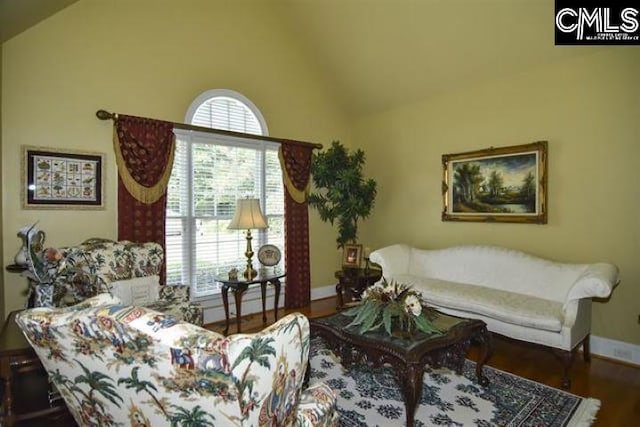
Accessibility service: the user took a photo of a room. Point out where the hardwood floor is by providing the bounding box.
[206,296,640,426]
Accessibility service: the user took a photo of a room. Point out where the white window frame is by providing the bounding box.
[166,90,284,300]
[185,89,269,136]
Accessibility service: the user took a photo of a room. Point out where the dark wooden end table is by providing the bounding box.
[215,271,285,335]
[310,310,493,427]
[1,311,70,426]
[335,268,382,308]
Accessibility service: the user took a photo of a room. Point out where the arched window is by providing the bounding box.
[166,90,284,298]
[186,89,268,134]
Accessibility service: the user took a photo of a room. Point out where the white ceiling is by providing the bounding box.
[2,0,595,117]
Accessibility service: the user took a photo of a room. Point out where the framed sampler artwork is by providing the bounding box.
[442,141,547,224]
[22,146,105,209]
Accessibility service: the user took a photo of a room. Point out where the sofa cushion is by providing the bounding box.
[396,274,565,332]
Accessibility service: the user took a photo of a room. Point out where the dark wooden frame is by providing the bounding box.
[342,244,363,268]
[442,141,547,223]
[22,146,105,209]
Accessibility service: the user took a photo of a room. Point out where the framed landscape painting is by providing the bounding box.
[442,141,547,224]
[22,146,105,209]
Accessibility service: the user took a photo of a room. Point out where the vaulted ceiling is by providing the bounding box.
[2,0,593,117]
[0,0,78,43]
[275,0,590,116]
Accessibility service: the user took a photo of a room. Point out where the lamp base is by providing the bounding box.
[243,264,258,280]
[243,229,258,280]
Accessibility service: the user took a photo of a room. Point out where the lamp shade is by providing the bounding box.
[228,198,268,230]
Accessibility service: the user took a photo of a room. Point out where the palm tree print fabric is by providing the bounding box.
[16,294,338,426]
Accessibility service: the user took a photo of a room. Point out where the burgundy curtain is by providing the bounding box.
[279,142,313,308]
[114,115,175,253]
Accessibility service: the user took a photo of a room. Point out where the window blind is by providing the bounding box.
[166,93,284,298]
[192,96,263,135]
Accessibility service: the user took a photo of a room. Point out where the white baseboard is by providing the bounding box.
[200,284,287,325]
[311,283,336,300]
[200,284,640,367]
[590,335,640,365]
[200,283,336,325]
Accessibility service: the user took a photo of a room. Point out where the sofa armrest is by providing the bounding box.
[295,382,339,427]
[159,284,190,302]
[566,262,619,302]
[369,244,412,278]
[226,313,313,425]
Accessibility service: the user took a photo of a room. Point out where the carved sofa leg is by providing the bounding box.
[582,334,591,363]
[552,348,576,389]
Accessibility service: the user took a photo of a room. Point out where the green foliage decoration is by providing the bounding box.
[342,278,442,337]
[308,141,377,248]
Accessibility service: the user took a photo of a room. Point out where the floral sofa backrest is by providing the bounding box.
[60,238,163,283]
[29,238,203,325]
[55,238,164,305]
[16,294,338,426]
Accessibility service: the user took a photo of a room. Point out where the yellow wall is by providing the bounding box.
[3,2,637,345]
[1,0,348,315]
[355,49,640,345]
[0,45,4,322]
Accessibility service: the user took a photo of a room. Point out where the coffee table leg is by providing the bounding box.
[397,363,424,427]
[222,284,230,336]
[475,327,493,386]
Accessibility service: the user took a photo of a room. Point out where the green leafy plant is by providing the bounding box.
[308,141,377,248]
[342,278,442,337]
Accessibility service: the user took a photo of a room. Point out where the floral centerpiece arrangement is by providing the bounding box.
[343,278,442,337]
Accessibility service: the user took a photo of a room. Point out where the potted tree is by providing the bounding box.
[308,141,377,249]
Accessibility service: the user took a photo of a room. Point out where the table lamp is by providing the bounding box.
[228,198,268,279]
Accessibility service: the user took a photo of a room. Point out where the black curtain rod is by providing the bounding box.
[96,109,323,150]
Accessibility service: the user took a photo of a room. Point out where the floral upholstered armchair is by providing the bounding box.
[27,238,203,326]
[16,294,338,427]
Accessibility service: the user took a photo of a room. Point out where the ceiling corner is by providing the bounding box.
[0,0,80,43]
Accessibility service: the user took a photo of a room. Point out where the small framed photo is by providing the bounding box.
[342,244,363,269]
[22,146,105,210]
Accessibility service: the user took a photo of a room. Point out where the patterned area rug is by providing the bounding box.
[309,337,600,427]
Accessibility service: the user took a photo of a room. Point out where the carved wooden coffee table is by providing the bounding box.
[310,310,492,426]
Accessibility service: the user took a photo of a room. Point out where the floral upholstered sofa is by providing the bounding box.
[29,238,203,326]
[16,294,338,426]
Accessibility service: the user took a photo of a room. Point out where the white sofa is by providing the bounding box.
[370,244,619,388]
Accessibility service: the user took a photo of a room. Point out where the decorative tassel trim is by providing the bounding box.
[113,127,175,205]
[278,147,309,204]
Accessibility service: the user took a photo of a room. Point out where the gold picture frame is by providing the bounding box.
[342,244,363,268]
[442,141,547,224]
[22,145,106,210]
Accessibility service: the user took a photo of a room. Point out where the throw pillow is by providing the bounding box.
[109,275,160,306]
